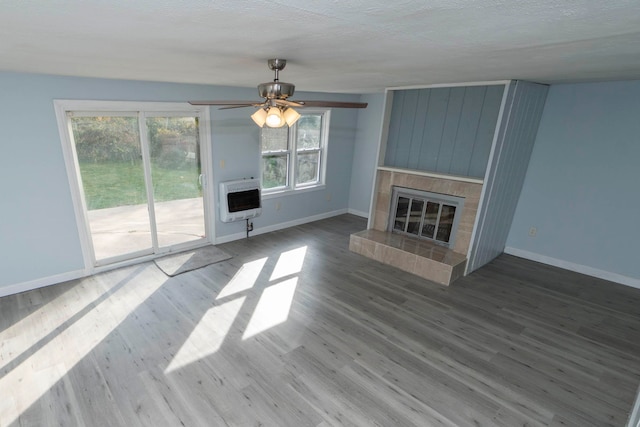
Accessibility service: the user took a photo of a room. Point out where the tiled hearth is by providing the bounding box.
[350,168,483,286]
[350,229,467,285]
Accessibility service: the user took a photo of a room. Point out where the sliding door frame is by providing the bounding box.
[54,100,214,274]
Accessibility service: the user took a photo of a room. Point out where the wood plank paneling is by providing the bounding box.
[406,89,430,170]
[468,85,505,177]
[384,85,505,178]
[384,90,405,167]
[450,86,487,176]
[418,87,450,171]
[1,215,639,426]
[468,81,549,273]
[436,87,467,172]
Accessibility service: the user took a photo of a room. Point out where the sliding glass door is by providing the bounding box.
[59,103,211,267]
[146,115,205,249]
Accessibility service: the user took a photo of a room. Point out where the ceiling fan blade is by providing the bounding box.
[188,100,262,106]
[218,104,261,110]
[296,100,368,109]
[274,99,305,108]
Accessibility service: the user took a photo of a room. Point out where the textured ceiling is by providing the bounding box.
[1,0,639,93]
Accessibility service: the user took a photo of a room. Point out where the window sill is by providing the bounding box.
[262,184,326,200]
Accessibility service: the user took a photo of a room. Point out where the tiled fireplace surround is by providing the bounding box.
[349,168,483,285]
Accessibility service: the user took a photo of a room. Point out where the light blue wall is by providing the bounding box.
[348,93,386,216]
[506,80,640,281]
[0,71,363,290]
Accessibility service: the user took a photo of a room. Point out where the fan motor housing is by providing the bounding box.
[258,82,295,99]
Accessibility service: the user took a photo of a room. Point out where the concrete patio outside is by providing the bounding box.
[87,197,206,261]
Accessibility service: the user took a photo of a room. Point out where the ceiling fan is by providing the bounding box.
[189,59,368,128]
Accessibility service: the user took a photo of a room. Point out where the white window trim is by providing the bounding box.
[261,109,330,196]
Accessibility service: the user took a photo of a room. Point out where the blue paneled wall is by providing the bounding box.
[467,81,549,272]
[384,85,504,178]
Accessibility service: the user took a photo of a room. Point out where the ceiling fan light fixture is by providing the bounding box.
[283,107,300,126]
[251,108,268,127]
[265,106,285,128]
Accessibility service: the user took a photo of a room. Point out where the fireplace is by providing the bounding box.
[389,187,464,248]
[349,168,483,286]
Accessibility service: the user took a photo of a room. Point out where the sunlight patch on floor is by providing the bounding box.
[165,296,245,373]
[0,265,166,426]
[216,257,267,300]
[164,247,306,370]
[242,278,298,340]
[270,246,307,281]
[0,285,80,373]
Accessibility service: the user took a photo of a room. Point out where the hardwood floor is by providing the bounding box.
[1,214,639,426]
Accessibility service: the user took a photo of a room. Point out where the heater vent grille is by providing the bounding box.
[219,179,261,223]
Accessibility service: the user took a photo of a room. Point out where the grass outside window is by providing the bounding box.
[79,161,202,210]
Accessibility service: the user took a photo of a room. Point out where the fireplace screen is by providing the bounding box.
[390,187,464,247]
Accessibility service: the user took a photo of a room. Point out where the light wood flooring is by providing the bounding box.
[1,214,639,426]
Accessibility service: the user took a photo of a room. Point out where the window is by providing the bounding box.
[260,111,329,193]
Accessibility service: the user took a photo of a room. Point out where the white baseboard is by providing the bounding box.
[504,247,640,290]
[347,208,369,218]
[215,209,349,244]
[0,269,87,298]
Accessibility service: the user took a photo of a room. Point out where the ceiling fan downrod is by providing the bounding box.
[268,58,287,81]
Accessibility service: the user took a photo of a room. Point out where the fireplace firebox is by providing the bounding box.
[389,187,464,248]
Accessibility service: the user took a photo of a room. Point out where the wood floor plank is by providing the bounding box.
[283,345,419,426]
[297,280,555,425]
[490,352,626,426]
[343,361,461,427]
[1,214,639,426]
[64,352,129,427]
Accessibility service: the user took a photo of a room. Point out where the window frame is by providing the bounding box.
[260,109,330,196]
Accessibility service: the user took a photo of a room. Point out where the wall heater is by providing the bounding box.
[219,178,262,223]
